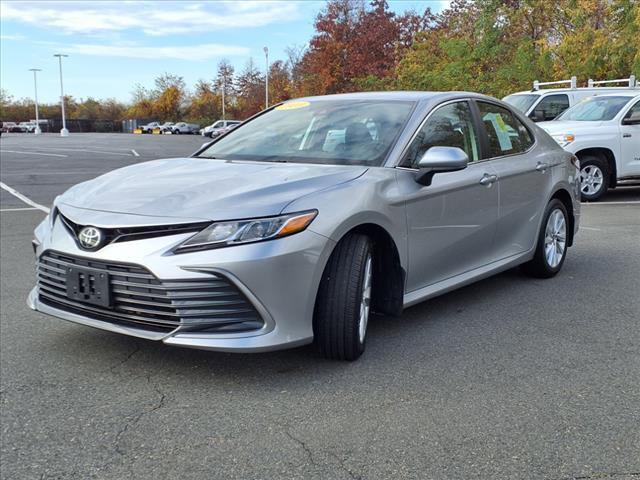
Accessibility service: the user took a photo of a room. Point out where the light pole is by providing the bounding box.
[53,54,69,137]
[28,68,42,135]
[221,82,225,120]
[263,46,269,109]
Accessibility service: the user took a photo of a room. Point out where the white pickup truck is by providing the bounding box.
[504,76,638,123]
[539,92,640,201]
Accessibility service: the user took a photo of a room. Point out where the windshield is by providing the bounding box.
[503,94,538,113]
[557,96,632,121]
[196,100,415,166]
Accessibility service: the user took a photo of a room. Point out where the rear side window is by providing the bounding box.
[477,102,534,157]
[533,94,570,121]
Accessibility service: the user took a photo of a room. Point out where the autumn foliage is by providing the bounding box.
[2,0,638,126]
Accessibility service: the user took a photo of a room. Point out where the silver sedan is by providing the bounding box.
[29,92,580,360]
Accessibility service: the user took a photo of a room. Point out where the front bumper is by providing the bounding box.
[29,211,335,352]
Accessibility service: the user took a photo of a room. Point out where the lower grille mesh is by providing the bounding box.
[37,251,264,333]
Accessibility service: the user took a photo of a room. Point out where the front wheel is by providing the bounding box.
[522,199,569,278]
[313,233,373,361]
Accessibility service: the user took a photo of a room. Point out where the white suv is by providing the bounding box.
[539,92,640,201]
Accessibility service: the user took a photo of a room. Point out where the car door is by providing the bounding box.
[396,100,499,292]
[619,99,640,177]
[474,100,551,260]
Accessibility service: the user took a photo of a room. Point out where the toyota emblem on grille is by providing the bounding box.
[78,227,102,249]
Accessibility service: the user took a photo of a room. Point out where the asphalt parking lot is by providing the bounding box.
[1,133,639,480]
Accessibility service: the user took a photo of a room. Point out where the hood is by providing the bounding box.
[538,120,604,135]
[60,157,367,221]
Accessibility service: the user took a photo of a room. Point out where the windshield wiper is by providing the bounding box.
[258,156,288,163]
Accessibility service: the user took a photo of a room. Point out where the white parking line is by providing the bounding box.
[580,226,602,231]
[131,149,140,157]
[581,201,640,205]
[16,147,134,157]
[0,207,40,212]
[1,171,106,176]
[0,182,50,213]
[0,150,67,158]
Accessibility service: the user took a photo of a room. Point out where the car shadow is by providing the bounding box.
[47,266,533,384]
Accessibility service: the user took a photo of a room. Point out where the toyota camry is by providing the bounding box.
[29,92,580,360]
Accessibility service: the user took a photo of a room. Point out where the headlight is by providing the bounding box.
[551,133,575,147]
[174,210,318,253]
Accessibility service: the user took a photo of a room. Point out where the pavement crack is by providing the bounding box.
[282,428,318,467]
[114,373,166,457]
[106,341,141,373]
[280,426,362,479]
[329,452,363,480]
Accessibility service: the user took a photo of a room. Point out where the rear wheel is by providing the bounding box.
[579,155,609,202]
[313,233,373,361]
[522,199,569,278]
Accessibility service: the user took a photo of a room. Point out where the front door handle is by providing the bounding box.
[623,133,632,138]
[536,162,549,172]
[479,173,498,186]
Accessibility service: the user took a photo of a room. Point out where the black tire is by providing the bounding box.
[313,233,373,361]
[522,199,569,278]
[579,154,609,202]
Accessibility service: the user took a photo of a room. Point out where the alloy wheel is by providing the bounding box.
[544,209,567,268]
[358,255,373,344]
[580,165,604,196]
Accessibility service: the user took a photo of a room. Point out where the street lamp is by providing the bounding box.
[263,46,269,109]
[28,68,42,135]
[53,54,69,137]
[221,82,225,120]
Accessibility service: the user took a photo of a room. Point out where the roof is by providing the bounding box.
[291,91,495,103]
[593,91,640,98]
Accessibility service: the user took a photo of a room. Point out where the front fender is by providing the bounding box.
[283,168,409,272]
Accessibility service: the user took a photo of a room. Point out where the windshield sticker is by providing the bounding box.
[275,101,310,110]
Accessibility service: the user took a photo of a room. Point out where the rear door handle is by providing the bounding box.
[536,162,549,172]
[479,174,498,186]
[623,133,632,138]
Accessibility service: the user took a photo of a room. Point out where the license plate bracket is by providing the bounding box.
[66,266,111,308]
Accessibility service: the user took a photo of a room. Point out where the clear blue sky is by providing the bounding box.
[1,0,449,104]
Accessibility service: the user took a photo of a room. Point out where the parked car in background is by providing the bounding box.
[201,120,241,138]
[503,76,638,123]
[172,122,200,134]
[539,92,640,201]
[210,122,241,139]
[29,92,580,361]
[159,122,174,134]
[140,121,161,133]
[19,122,37,133]
[2,122,21,132]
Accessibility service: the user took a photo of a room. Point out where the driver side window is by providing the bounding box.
[402,101,480,168]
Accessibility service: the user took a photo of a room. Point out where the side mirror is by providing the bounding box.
[529,109,545,122]
[415,146,469,186]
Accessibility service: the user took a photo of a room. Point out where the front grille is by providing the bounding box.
[37,251,264,334]
[58,212,210,250]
